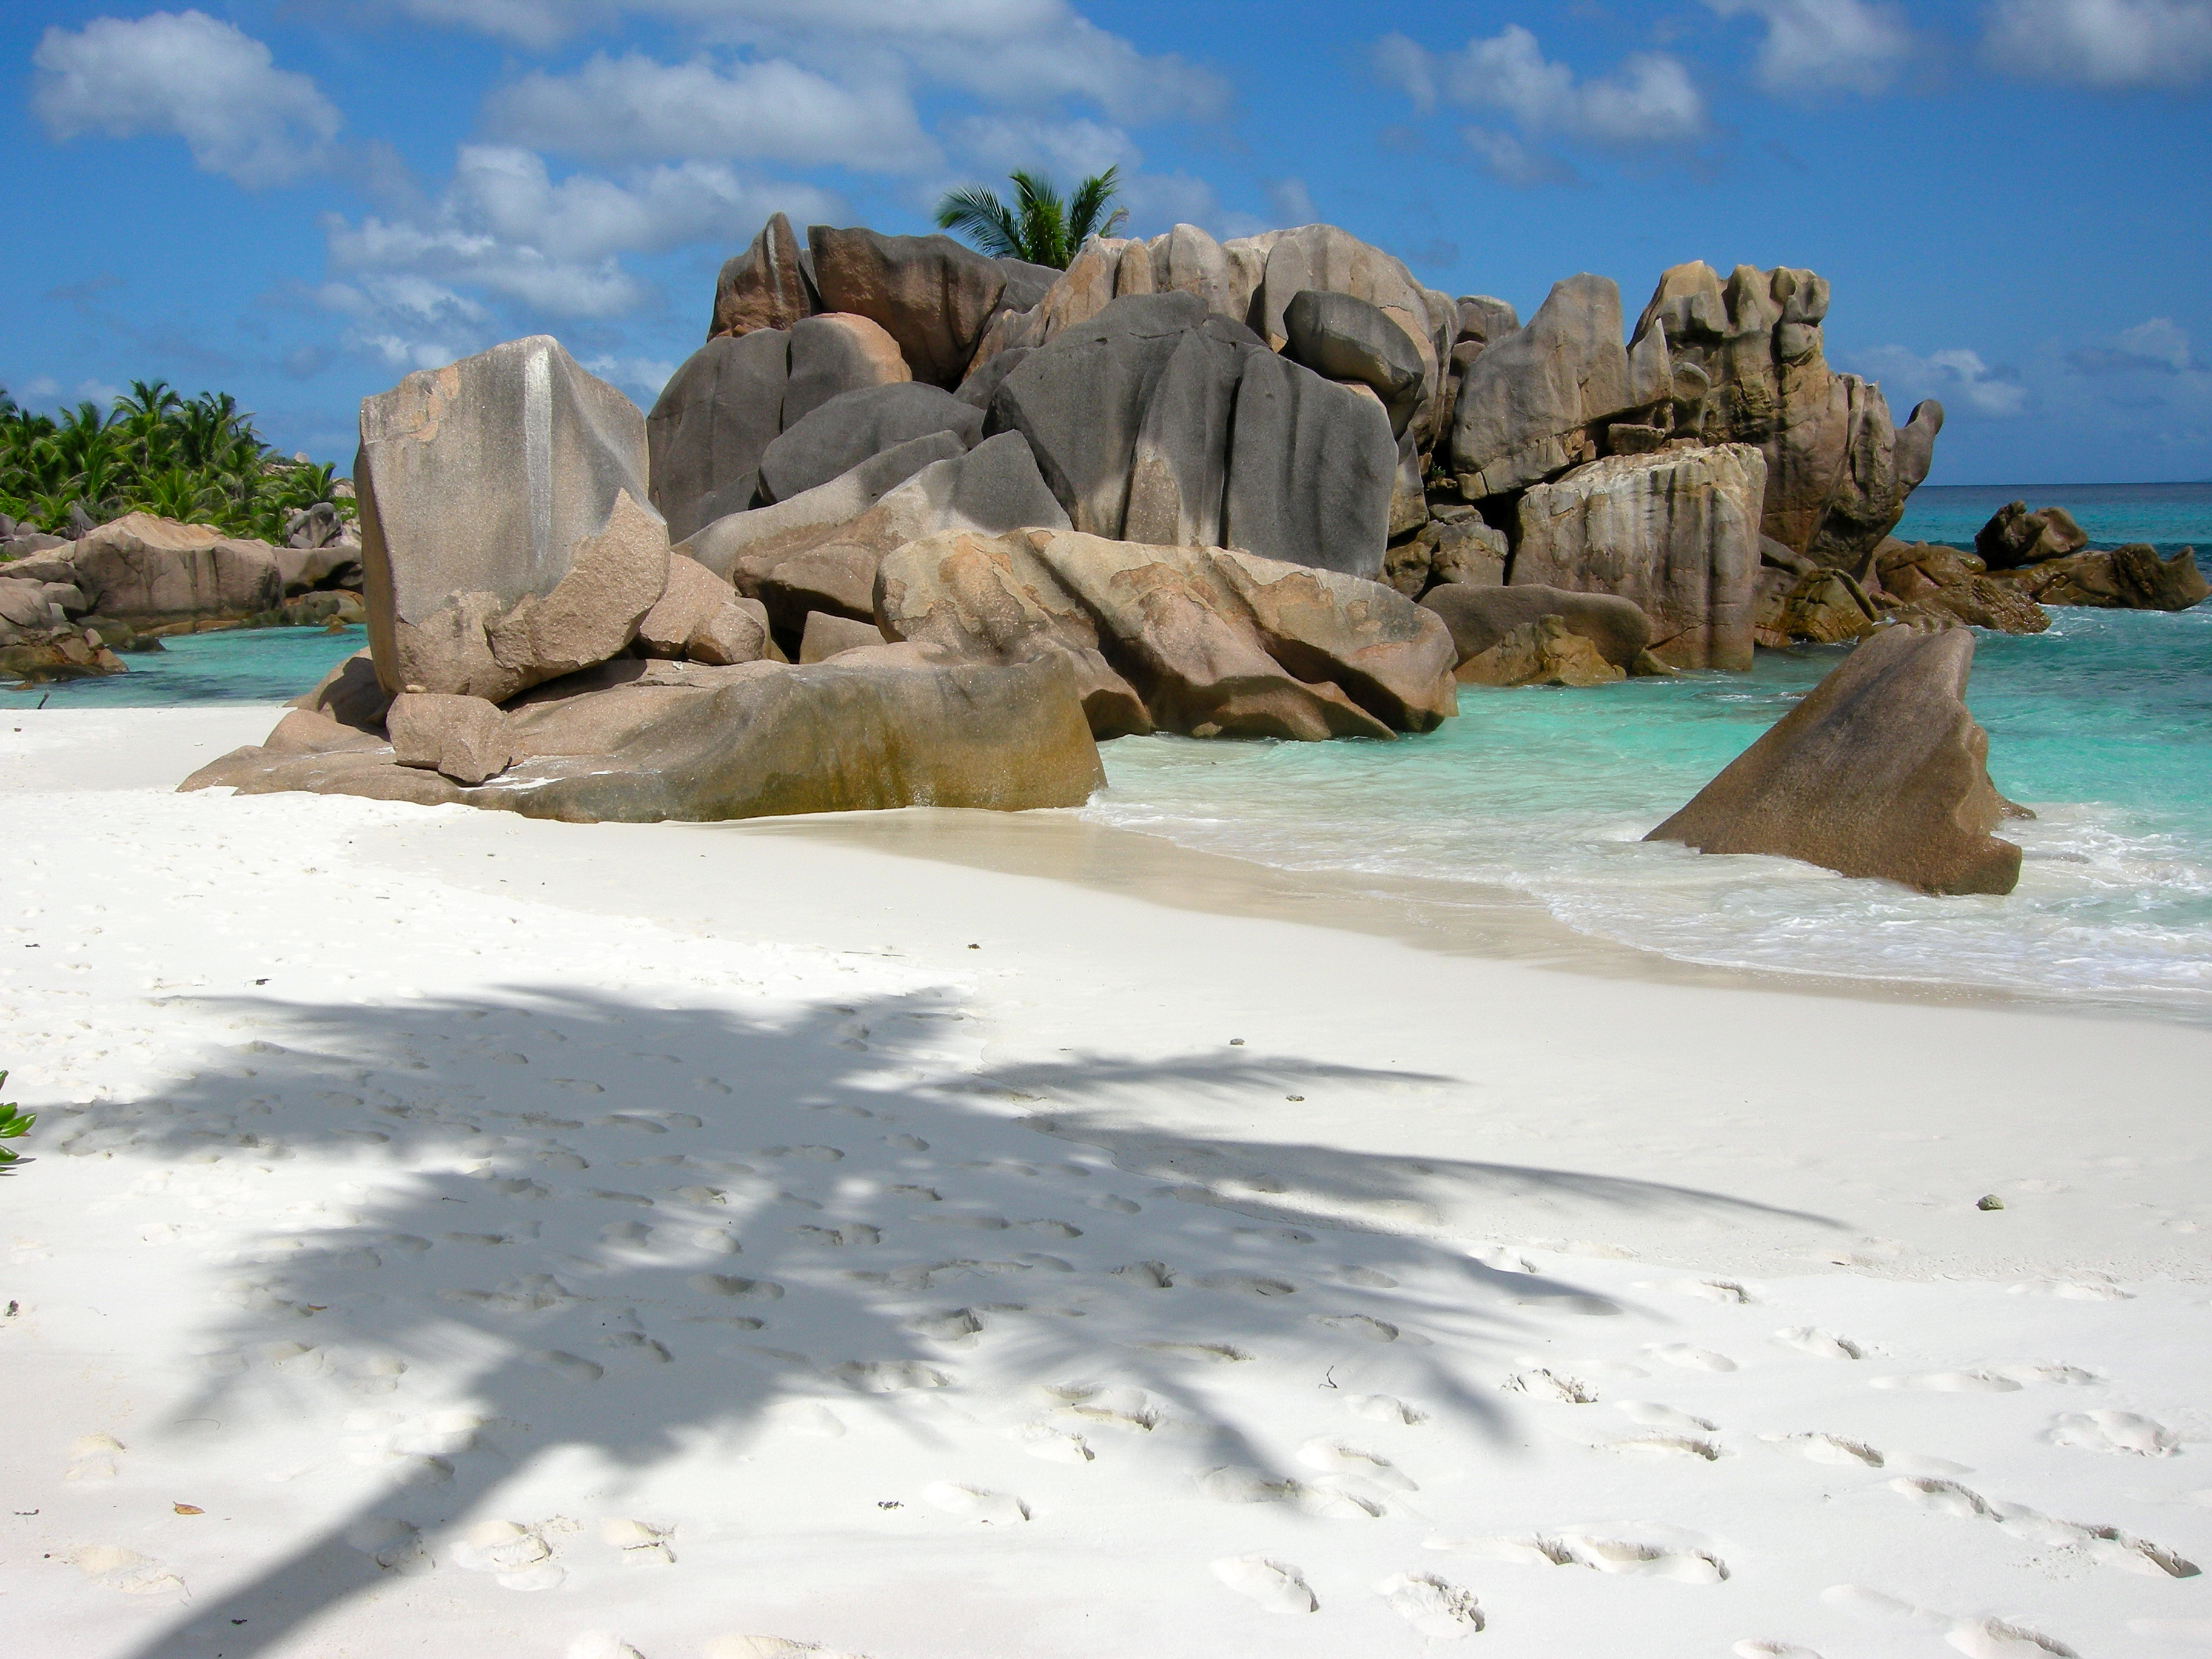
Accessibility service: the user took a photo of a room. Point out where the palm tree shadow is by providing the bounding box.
[66,982,1837,1657]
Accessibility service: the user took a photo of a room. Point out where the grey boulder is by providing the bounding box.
[359,335,671,701]
[1283,289,1427,437]
[1646,627,2021,896]
[781,311,911,429]
[757,382,983,504]
[647,329,789,543]
[1420,583,1652,672]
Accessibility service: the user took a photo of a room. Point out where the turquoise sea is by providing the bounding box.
[8,486,2208,1013]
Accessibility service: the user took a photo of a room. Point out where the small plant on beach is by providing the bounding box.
[0,1072,33,1165]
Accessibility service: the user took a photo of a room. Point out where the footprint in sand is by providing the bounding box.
[532,1350,605,1383]
[1141,1341,1252,1364]
[1618,1401,1718,1434]
[1050,1384,1170,1432]
[908,1308,987,1345]
[1871,1369,2020,1393]
[1376,1573,1483,1637]
[922,1482,1029,1523]
[451,1520,568,1590]
[1771,1327,1864,1359]
[568,1634,645,1659]
[66,1432,126,1481]
[1350,1394,1429,1426]
[690,1275,785,1300]
[1504,1369,1597,1404]
[67,1544,186,1597]
[2049,1410,2180,1456]
[1212,1555,1317,1614]
[1311,1313,1398,1341]
[702,1637,870,1659]
[1195,1466,1384,1518]
[768,1401,846,1439]
[1889,1476,2196,1576]
[830,1360,951,1393]
[1091,1195,1141,1213]
[1111,1261,1175,1288]
[599,1517,675,1566]
[344,1517,432,1574]
[1638,1277,1751,1303]
[1761,1432,1883,1467]
[1822,1584,2076,1658]
[1646,1343,1738,1372]
[1733,1644,1823,1658]
[1299,1439,1418,1491]
[1429,1533,1727,1583]
[1195,1273,1298,1296]
[791,1224,881,1247]
[1010,1423,1093,1463]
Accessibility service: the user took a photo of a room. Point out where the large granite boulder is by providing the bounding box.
[2002,543,2209,611]
[1509,445,1766,670]
[988,292,1396,579]
[634,554,775,665]
[359,336,671,701]
[875,527,1458,742]
[1454,617,1624,688]
[646,329,789,543]
[1283,289,1426,438]
[1419,582,1651,672]
[1646,628,2021,896]
[781,312,911,429]
[64,514,283,623]
[181,654,1104,823]
[1449,274,1667,499]
[1874,541,2051,633]
[757,383,984,504]
[677,431,969,585]
[710,212,814,340]
[1974,501,2090,571]
[1632,261,1942,571]
[808,227,1007,388]
[388,691,514,786]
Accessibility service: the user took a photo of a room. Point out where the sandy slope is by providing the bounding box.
[1,705,2208,1659]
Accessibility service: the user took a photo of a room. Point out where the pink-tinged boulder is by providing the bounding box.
[358,336,671,702]
[1646,627,2021,896]
[710,211,813,340]
[633,555,775,664]
[2001,543,2208,612]
[387,692,514,785]
[1974,500,2089,571]
[807,226,1007,388]
[64,514,283,623]
[875,528,1458,742]
[1510,444,1765,670]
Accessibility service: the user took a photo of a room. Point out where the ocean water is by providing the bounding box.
[1091,483,2212,1016]
[0,625,366,709]
[1898,481,2211,555]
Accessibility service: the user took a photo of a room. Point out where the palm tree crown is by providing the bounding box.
[934,167,1128,269]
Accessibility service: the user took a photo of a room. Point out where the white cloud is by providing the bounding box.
[943,114,1140,181]
[488,52,936,170]
[388,0,1229,121]
[2070,317,2200,373]
[323,145,841,321]
[1118,172,1222,236]
[583,354,679,401]
[21,377,61,401]
[1851,344,2030,417]
[1264,178,1318,225]
[1463,129,1580,187]
[1375,26,1706,147]
[32,10,341,187]
[1982,0,2212,89]
[1704,0,1917,96]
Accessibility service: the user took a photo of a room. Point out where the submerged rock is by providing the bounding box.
[1646,627,2021,896]
[2000,543,2208,612]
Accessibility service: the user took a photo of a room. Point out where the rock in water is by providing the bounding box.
[1453,617,1624,688]
[360,337,671,701]
[710,212,813,340]
[181,656,1104,824]
[876,528,1458,741]
[1974,501,2089,571]
[2002,543,2208,612]
[1510,446,1765,669]
[64,514,283,624]
[1645,628,2022,896]
[1419,583,1651,671]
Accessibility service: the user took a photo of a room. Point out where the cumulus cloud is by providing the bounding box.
[1852,344,2031,417]
[1704,0,1917,96]
[32,10,341,187]
[488,52,936,170]
[1264,178,1318,225]
[1982,0,2212,89]
[1373,27,1705,147]
[1463,129,1580,187]
[388,0,1229,121]
[2070,317,2200,374]
[1118,172,1223,236]
[323,145,840,327]
[942,114,1141,181]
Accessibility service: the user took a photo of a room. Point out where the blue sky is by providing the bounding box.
[2,0,2207,484]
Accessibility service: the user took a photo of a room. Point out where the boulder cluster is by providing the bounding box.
[0,506,364,682]
[163,213,2191,885]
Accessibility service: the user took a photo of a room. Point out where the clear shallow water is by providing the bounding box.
[0,626,366,709]
[1898,480,2212,555]
[1089,605,2212,1015]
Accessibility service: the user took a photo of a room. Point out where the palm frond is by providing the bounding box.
[934,186,1027,261]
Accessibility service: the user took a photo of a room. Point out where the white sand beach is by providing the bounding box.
[4,704,2208,1659]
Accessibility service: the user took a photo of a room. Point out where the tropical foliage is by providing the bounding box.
[0,1072,32,1167]
[934,167,1128,269]
[0,380,346,541]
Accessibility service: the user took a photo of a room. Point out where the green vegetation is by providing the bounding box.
[0,1073,32,1167]
[0,380,346,542]
[934,167,1128,269]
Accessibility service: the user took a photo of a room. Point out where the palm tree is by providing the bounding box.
[934,167,1128,269]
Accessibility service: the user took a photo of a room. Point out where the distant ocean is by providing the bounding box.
[10,489,2210,1017]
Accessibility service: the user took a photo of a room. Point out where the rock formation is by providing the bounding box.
[2001,542,2209,611]
[359,335,672,702]
[1419,582,1652,675]
[1974,501,2090,570]
[1646,627,2022,896]
[875,528,1457,740]
[1509,445,1765,669]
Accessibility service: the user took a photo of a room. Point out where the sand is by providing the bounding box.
[2,703,2208,1659]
